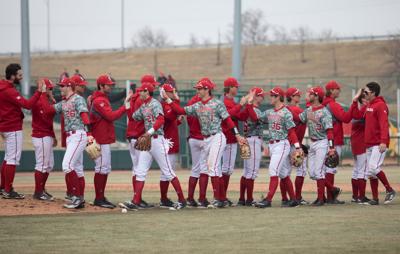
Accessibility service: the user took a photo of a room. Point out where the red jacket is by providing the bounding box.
[0,79,41,132]
[126,92,145,139]
[186,95,203,140]
[221,95,243,144]
[351,119,366,155]
[286,105,306,143]
[90,91,126,144]
[31,94,56,138]
[352,97,390,148]
[162,100,181,154]
[322,96,354,146]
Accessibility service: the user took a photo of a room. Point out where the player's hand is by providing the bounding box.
[353,88,363,103]
[124,91,133,110]
[87,95,93,108]
[159,87,168,100]
[379,143,387,153]
[236,134,247,146]
[37,79,46,93]
[239,96,247,106]
[247,90,255,104]
[328,148,336,156]
[296,146,304,156]
[177,115,185,122]
[172,89,180,100]
[53,138,58,147]
[87,135,95,144]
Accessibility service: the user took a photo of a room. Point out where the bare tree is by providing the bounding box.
[292,26,312,63]
[383,33,400,74]
[320,29,338,76]
[202,37,212,48]
[242,9,270,45]
[189,34,199,48]
[272,25,290,44]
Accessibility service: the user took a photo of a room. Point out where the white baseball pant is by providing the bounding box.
[128,138,139,176]
[135,136,176,182]
[204,132,226,177]
[94,144,111,175]
[351,153,368,180]
[160,153,178,181]
[308,139,328,180]
[1,131,23,165]
[62,130,87,174]
[188,138,208,178]
[366,146,386,178]
[32,136,55,173]
[325,145,342,174]
[268,140,291,178]
[242,136,262,180]
[221,143,237,176]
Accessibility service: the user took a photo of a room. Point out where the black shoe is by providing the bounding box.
[0,188,4,196]
[367,199,379,205]
[327,199,345,205]
[187,199,198,207]
[237,199,246,206]
[119,201,139,210]
[33,192,54,201]
[173,201,187,210]
[245,200,256,207]
[384,190,396,204]
[44,189,53,198]
[298,199,310,205]
[358,197,371,204]
[225,199,233,207]
[63,196,84,209]
[312,200,325,206]
[351,197,359,203]
[2,189,25,199]
[211,200,225,208]
[159,198,174,208]
[281,200,290,207]
[93,199,115,209]
[255,199,271,208]
[197,199,210,208]
[138,199,154,209]
[331,187,342,200]
[288,200,300,207]
[65,193,73,201]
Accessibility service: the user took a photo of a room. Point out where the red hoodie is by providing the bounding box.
[0,79,42,132]
[162,100,181,154]
[126,92,145,139]
[322,96,354,146]
[221,95,243,144]
[31,94,56,138]
[186,95,203,140]
[90,90,126,144]
[352,96,390,147]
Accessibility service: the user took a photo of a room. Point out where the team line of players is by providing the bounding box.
[0,63,396,209]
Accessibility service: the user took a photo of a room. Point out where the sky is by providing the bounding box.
[0,0,399,53]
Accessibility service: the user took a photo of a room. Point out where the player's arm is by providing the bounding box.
[351,101,366,120]
[163,102,179,121]
[284,111,301,149]
[322,110,335,149]
[297,109,307,123]
[236,105,251,121]
[93,100,126,122]
[329,102,354,123]
[146,114,165,135]
[377,103,389,146]
[6,88,43,110]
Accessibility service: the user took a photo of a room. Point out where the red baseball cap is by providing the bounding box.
[141,74,160,86]
[96,74,115,85]
[224,77,239,88]
[194,77,215,90]
[309,86,325,98]
[269,86,285,97]
[71,74,88,86]
[286,87,301,98]
[163,83,175,92]
[58,77,74,87]
[325,80,341,90]
[137,83,155,93]
[251,87,265,97]
[43,78,54,89]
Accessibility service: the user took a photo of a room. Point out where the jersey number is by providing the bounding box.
[271,122,281,130]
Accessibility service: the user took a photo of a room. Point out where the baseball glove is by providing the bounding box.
[301,144,309,156]
[239,141,251,160]
[324,150,339,168]
[85,139,101,160]
[134,134,152,151]
[290,149,304,167]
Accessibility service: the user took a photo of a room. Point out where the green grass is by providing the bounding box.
[0,167,399,254]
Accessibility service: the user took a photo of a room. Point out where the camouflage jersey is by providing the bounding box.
[244,106,267,137]
[299,106,333,140]
[257,106,295,141]
[132,97,164,136]
[184,97,229,136]
[54,93,88,132]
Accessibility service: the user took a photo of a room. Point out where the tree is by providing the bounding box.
[242,9,270,45]
[189,34,199,48]
[272,25,290,44]
[384,33,400,74]
[292,26,312,63]
[320,29,338,76]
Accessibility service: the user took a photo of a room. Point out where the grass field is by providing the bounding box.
[0,166,399,254]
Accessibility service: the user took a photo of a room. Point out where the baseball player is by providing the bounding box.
[162,77,247,208]
[89,74,130,208]
[42,77,93,209]
[322,80,354,204]
[248,87,301,208]
[352,82,396,205]
[120,82,187,210]
[237,87,266,206]
[221,77,249,205]
[185,94,209,207]
[32,78,57,201]
[294,86,342,206]
[0,63,45,199]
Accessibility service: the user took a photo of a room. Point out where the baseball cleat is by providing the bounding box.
[65,193,73,201]
[33,192,54,201]
[367,199,379,205]
[384,190,396,204]
[358,197,371,205]
[159,198,175,208]
[186,199,198,207]
[351,197,359,203]
[225,199,233,207]
[93,199,115,209]
[331,187,342,200]
[327,199,345,205]
[287,200,300,207]
[119,201,139,210]
[298,199,310,205]
[138,199,154,209]
[0,188,4,196]
[311,200,325,206]
[255,199,271,208]
[44,189,53,198]
[281,200,290,207]
[211,200,225,208]
[2,189,25,199]
[63,196,85,209]
[172,201,187,210]
[197,199,210,208]
[237,199,246,206]
[245,200,256,207]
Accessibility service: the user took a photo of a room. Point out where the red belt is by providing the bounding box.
[311,138,323,142]
[269,140,282,144]
[66,130,76,137]
[203,133,217,138]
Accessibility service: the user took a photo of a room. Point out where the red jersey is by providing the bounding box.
[0,79,41,132]
[31,95,56,138]
[351,119,366,155]
[286,105,306,143]
[126,92,145,139]
[162,100,181,154]
[186,95,203,140]
[221,95,243,144]
[90,90,126,144]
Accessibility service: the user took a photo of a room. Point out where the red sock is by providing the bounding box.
[246,179,254,202]
[222,174,230,193]
[34,171,44,194]
[102,174,108,197]
[66,171,80,196]
[317,179,325,202]
[198,173,209,202]
[78,177,85,197]
[94,173,107,200]
[370,178,379,200]
[325,173,335,200]
[239,176,246,201]
[266,176,279,202]
[351,178,358,199]
[43,172,49,186]
[376,171,393,192]
[358,179,366,199]
[219,176,226,201]
[132,175,136,193]
[4,164,16,192]
[187,176,198,201]
[210,176,221,200]
[280,178,288,201]
[0,160,6,189]
[133,180,145,204]
[65,174,72,195]
[170,177,185,202]
[295,176,304,200]
[284,176,296,200]
[160,180,170,201]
